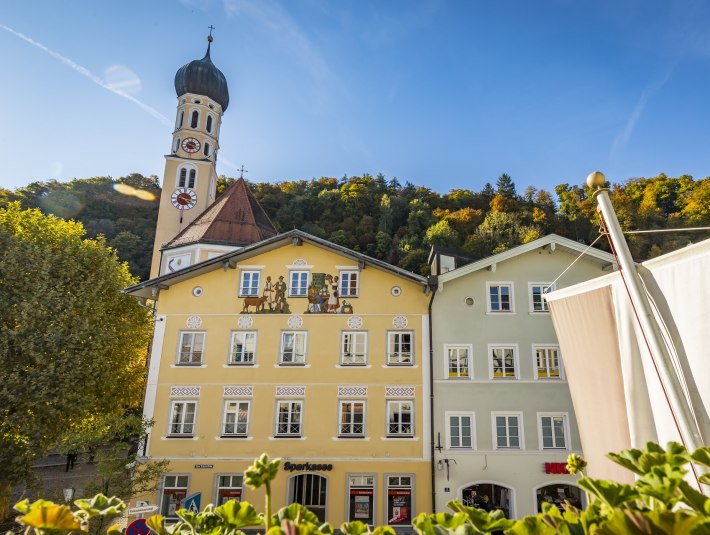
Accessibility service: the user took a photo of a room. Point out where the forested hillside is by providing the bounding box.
[1,172,708,281]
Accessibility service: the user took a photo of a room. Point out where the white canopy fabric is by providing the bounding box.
[545,238,710,482]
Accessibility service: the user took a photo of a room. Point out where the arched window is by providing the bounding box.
[190,110,199,128]
[178,168,187,187]
[177,110,184,129]
[289,474,327,522]
[188,169,196,189]
[203,142,210,156]
[206,115,213,133]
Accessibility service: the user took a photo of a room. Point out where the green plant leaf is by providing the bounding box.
[691,447,710,469]
[577,476,638,507]
[214,500,262,529]
[73,494,126,517]
[506,516,558,535]
[339,520,371,535]
[678,481,710,515]
[595,509,708,534]
[445,500,515,533]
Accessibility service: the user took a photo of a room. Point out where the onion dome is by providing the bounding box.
[174,36,230,111]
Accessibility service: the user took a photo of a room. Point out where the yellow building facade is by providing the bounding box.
[128,233,433,527]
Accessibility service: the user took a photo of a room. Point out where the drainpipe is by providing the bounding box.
[427,279,438,513]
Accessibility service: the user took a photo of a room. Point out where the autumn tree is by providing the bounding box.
[0,203,152,519]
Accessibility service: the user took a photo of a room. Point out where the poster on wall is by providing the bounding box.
[387,489,412,525]
[218,489,242,506]
[349,489,373,523]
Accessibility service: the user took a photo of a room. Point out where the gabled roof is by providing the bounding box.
[164,178,277,249]
[437,234,616,285]
[126,229,429,299]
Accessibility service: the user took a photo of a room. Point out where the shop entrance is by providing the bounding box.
[461,482,513,518]
[535,483,584,512]
[289,473,328,522]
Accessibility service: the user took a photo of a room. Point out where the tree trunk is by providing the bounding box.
[0,482,11,525]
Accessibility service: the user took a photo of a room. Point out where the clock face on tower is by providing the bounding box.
[181,137,201,153]
[171,188,198,210]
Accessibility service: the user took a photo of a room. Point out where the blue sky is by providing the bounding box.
[2,0,710,195]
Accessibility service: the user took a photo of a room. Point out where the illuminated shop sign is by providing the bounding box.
[544,462,570,474]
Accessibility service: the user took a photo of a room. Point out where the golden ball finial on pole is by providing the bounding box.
[586,171,606,189]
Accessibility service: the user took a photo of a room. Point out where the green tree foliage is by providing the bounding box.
[3,173,707,280]
[0,203,152,518]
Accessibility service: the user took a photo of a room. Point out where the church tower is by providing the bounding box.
[150,33,230,278]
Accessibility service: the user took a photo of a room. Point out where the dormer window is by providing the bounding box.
[190,110,199,129]
[206,115,213,133]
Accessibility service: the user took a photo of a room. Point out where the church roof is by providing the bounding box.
[164,178,277,250]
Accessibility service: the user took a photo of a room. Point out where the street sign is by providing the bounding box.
[183,492,202,514]
[127,505,159,516]
[126,518,150,535]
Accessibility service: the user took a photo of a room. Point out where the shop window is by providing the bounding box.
[461,483,512,518]
[385,475,413,526]
[160,475,188,517]
[216,475,243,505]
[536,484,584,512]
[347,475,375,524]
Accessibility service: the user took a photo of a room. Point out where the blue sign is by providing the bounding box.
[183,492,202,514]
[126,519,149,535]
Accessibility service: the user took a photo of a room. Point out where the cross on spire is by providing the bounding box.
[208,25,215,37]
[238,165,248,179]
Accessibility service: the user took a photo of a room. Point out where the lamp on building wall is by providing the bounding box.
[437,458,457,481]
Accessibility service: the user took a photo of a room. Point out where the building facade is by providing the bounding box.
[430,236,614,517]
[128,232,433,527]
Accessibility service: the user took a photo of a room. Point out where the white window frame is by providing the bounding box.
[215,474,243,506]
[222,400,250,437]
[280,331,307,365]
[446,411,476,449]
[339,270,359,297]
[386,400,414,437]
[387,331,414,366]
[537,412,570,451]
[341,331,368,365]
[239,270,261,297]
[445,344,472,379]
[275,400,303,437]
[489,344,519,379]
[339,400,366,437]
[384,475,414,527]
[486,282,515,313]
[289,270,310,297]
[534,345,563,380]
[160,474,189,518]
[168,400,197,437]
[177,331,205,365]
[229,331,257,365]
[346,474,376,523]
[529,282,553,313]
[492,411,524,450]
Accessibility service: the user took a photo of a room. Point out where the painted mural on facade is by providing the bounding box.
[239,269,354,314]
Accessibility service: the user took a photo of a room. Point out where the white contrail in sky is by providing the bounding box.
[0,24,172,127]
